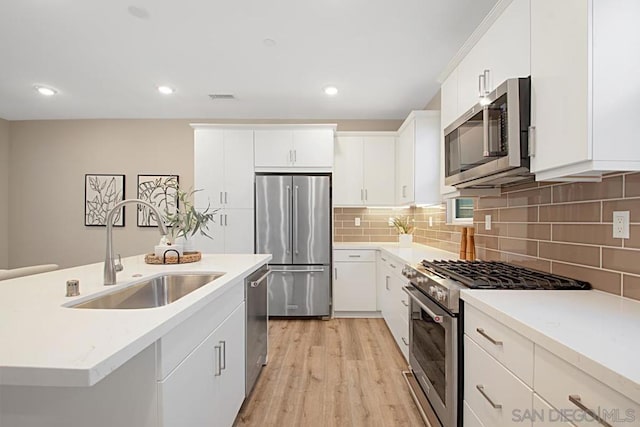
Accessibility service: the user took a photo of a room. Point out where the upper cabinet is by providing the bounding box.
[334,133,396,206]
[254,126,335,171]
[193,127,254,210]
[396,111,441,206]
[444,0,531,128]
[530,0,640,181]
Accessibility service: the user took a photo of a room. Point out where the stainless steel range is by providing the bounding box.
[402,260,590,427]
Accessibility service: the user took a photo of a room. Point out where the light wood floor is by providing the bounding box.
[234,318,425,427]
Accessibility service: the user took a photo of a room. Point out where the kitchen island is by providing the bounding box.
[0,253,271,427]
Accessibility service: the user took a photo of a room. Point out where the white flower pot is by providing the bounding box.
[399,234,413,248]
[154,243,184,258]
[176,236,196,253]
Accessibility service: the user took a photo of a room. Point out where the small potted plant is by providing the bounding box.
[163,186,218,253]
[393,216,414,248]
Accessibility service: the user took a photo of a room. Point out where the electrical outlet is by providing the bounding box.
[354,217,361,227]
[429,217,433,227]
[613,211,630,239]
[388,217,394,226]
[485,215,492,231]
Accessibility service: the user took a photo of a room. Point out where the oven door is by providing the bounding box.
[404,286,458,427]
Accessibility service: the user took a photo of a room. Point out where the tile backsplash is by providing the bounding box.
[334,172,640,301]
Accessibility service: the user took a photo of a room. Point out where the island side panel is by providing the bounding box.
[0,343,158,427]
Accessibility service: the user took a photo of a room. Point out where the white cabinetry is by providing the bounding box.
[395,111,441,206]
[193,126,255,254]
[530,0,640,181]
[334,133,396,206]
[254,126,335,171]
[333,250,377,313]
[377,251,409,362]
[159,303,245,427]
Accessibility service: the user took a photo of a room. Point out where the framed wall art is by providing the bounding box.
[84,174,126,227]
[137,174,179,227]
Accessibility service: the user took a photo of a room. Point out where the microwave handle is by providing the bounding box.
[528,126,536,157]
[478,74,485,98]
[483,106,490,157]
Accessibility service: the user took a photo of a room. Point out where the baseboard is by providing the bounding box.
[332,310,383,318]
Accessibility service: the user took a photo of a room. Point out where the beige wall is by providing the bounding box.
[8,118,402,269]
[0,119,9,268]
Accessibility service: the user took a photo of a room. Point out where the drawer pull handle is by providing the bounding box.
[402,300,409,307]
[568,395,613,427]
[401,337,409,346]
[348,255,361,258]
[476,385,502,409]
[381,257,387,261]
[476,328,503,346]
[390,263,397,268]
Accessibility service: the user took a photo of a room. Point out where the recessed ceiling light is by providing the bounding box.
[263,38,277,47]
[157,86,174,95]
[324,86,338,96]
[34,86,57,96]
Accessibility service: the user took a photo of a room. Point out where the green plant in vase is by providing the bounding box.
[163,185,218,250]
[392,216,414,234]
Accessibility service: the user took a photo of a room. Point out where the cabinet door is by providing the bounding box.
[530,0,589,174]
[363,136,395,206]
[457,35,489,114]
[194,129,225,209]
[292,129,334,167]
[333,136,364,206]
[193,213,225,254]
[441,69,459,129]
[223,130,254,209]
[333,261,377,311]
[213,303,246,427]
[254,130,293,167]
[223,209,255,254]
[395,122,414,205]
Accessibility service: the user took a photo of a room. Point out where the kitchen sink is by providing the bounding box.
[70,273,225,309]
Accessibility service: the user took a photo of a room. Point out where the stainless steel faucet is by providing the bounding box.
[104,199,168,285]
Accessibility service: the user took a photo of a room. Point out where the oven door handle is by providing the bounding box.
[403,287,443,324]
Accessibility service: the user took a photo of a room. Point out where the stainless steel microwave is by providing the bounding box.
[444,77,531,189]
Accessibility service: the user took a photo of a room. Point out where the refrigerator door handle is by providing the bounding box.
[286,185,291,254]
[293,185,299,255]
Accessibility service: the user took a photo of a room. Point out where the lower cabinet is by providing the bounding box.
[158,302,246,427]
[333,250,377,312]
[377,251,410,362]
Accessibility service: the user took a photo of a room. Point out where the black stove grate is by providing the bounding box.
[422,260,591,290]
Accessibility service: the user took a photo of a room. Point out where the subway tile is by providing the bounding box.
[499,238,538,256]
[553,175,622,203]
[473,208,499,223]
[477,196,508,209]
[623,275,640,301]
[374,235,398,243]
[552,262,621,295]
[506,254,551,273]
[474,235,499,250]
[624,173,640,197]
[474,221,505,237]
[551,224,620,247]
[341,235,370,243]
[335,227,364,236]
[335,214,361,222]
[602,199,640,223]
[476,248,507,262]
[539,202,600,223]
[602,247,640,275]
[623,225,640,249]
[499,206,538,223]
[500,180,539,193]
[333,235,343,242]
[507,187,551,207]
[507,223,551,240]
[341,208,367,215]
[539,242,600,267]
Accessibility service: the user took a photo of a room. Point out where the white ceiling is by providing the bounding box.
[0,0,497,121]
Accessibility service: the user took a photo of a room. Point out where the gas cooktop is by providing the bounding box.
[421,260,591,290]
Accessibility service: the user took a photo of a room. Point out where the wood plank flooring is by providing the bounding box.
[234,318,425,427]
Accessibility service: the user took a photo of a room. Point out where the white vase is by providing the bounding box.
[399,234,413,248]
[176,236,196,253]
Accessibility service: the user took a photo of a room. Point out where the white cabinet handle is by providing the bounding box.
[476,385,501,409]
[568,395,612,427]
[364,189,368,200]
[293,149,297,163]
[214,345,222,376]
[390,263,397,269]
[381,256,387,262]
[402,299,408,307]
[401,337,408,346]
[385,276,390,291]
[224,191,228,204]
[348,254,361,258]
[219,191,223,204]
[483,69,491,95]
[360,189,364,201]
[334,267,338,280]
[478,74,485,97]
[476,328,503,346]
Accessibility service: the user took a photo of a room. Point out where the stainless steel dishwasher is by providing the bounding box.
[245,265,269,397]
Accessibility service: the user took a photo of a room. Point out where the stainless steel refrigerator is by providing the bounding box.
[255,174,331,317]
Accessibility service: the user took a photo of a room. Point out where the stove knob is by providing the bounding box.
[428,285,437,296]
[436,290,446,302]
[417,276,426,285]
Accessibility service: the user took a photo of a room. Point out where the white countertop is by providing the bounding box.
[461,290,640,404]
[333,242,458,264]
[0,253,271,387]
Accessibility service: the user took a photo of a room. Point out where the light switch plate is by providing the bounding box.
[613,211,629,239]
[355,217,361,227]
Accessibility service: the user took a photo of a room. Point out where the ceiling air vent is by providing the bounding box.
[208,94,236,100]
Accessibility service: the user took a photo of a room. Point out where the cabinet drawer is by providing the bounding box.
[464,335,533,427]
[535,346,639,427]
[334,249,376,262]
[532,393,575,427]
[465,303,534,387]
[464,400,487,427]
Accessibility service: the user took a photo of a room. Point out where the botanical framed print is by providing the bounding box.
[84,174,125,227]
[137,174,179,227]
